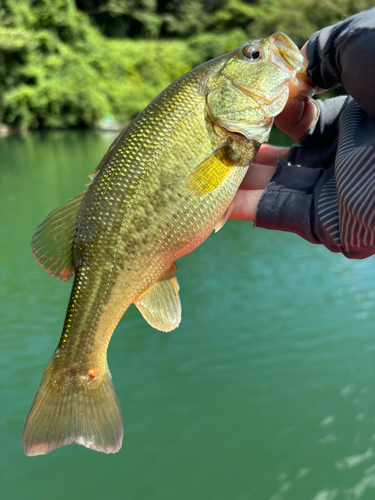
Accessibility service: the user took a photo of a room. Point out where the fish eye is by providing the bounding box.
[243,45,261,61]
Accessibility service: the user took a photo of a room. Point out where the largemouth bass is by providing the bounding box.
[23,33,308,455]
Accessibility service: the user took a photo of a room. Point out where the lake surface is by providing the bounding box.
[0,129,374,500]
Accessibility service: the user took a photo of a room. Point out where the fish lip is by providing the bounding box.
[269,50,297,75]
[268,32,305,73]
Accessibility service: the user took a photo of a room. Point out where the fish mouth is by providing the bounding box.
[269,33,317,99]
[232,33,306,107]
[269,32,305,72]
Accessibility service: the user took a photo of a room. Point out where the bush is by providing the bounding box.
[0,0,373,129]
[0,1,201,128]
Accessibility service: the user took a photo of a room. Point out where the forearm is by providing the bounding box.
[235,9,375,259]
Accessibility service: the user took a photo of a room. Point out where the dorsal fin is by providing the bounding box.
[31,191,86,281]
[32,123,132,282]
[32,122,133,281]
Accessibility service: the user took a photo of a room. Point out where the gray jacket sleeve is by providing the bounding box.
[306,9,375,118]
[255,9,375,259]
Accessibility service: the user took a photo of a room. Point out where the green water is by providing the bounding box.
[1,130,374,500]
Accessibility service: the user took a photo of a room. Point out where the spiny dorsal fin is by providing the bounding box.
[32,123,132,282]
[186,145,239,197]
[31,124,130,281]
[31,191,86,281]
[134,265,181,332]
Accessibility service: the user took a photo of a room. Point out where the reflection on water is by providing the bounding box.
[0,130,374,500]
[336,447,374,470]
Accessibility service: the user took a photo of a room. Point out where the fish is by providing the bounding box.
[23,33,310,456]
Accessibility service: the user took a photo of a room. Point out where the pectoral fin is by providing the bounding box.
[31,191,86,281]
[134,266,181,332]
[186,145,239,197]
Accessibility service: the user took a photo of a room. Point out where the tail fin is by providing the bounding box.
[22,360,123,456]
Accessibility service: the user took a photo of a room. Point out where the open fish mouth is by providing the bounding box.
[269,32,305,72]
[269,33,317,98]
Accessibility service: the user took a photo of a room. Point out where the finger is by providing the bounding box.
[240,163,276,190]
[229,189,264,221]
[300,42,308,60]
[274,97,318,142]
[253,145,289,166]
[299,42,327,95]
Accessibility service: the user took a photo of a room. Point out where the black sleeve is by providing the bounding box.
[254,158,323,245]
[296,97,346,150]
[254,9,375,259]
[306,8,375,118]
[255,133,375,259]
[253,97,347,253]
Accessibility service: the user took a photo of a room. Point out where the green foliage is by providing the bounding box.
[75,0,230,39]
[0,1,199,128]
[249,0,375,47]
[0,0,373,129]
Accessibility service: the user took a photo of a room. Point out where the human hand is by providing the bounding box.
[229,144,289,221]
[274,43,326,142]
[230,43,328,221]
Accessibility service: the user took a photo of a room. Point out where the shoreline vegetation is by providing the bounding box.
[0,0,372,133]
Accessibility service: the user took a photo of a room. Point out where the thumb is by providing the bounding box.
[274,97,318,143]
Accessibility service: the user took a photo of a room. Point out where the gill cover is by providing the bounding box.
[206,32,305,143]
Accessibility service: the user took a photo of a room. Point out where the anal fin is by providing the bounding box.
[134,265,181,332]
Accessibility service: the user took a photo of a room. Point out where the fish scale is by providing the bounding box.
[23,32,308,455]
